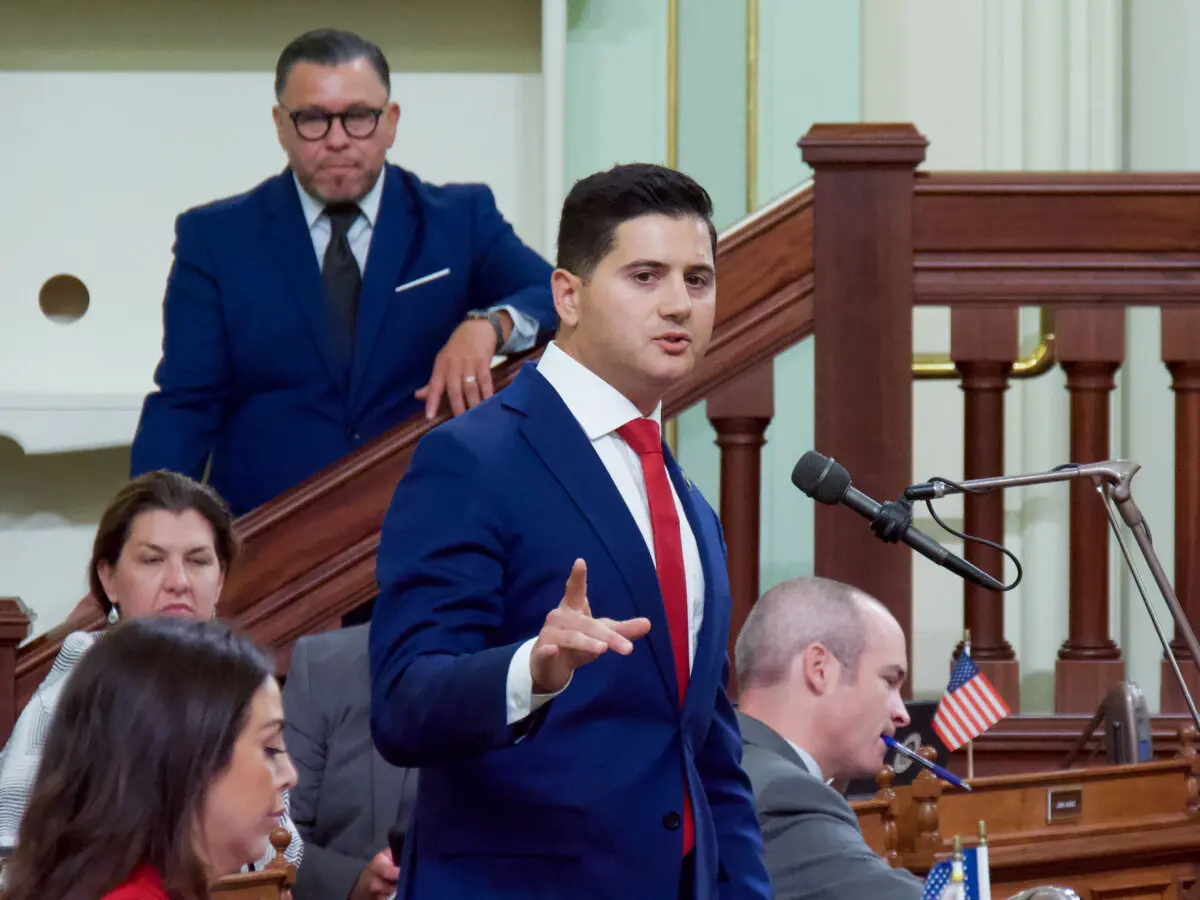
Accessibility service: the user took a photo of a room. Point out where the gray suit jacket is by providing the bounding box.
[284,625,418,900]
[737,711,923,900]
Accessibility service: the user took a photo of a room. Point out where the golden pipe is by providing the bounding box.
[912,308,1057,380]
[746,0,759,212]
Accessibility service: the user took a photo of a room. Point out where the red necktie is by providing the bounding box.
[617,417,694,856]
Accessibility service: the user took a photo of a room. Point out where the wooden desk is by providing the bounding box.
[854,746,1200,900]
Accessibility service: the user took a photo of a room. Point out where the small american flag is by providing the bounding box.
[932,652,1010,752]
[922,847,990,899]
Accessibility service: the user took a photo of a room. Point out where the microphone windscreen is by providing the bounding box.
[791,451,851,505]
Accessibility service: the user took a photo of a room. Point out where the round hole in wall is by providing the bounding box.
[39,274,90,324]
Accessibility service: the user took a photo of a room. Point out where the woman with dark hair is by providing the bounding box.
[0,470,303,869]
[2,617,298,900]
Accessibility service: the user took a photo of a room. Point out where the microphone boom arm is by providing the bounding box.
[908,462,1200,733]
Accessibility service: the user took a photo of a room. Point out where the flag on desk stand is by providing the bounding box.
[932,639,1010,771]
[973,820,992,900]
[921,825,991,900]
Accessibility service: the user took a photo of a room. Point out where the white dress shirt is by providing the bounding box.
[505,341,706,723]
[292,170,539,354]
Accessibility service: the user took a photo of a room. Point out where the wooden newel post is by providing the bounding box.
[0,599,32,744]
[799,123,928,660]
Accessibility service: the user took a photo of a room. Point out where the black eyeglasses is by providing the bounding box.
[284,106,384,141]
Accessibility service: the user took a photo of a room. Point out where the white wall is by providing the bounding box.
[1,72,545,408]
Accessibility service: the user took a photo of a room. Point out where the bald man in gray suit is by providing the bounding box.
[735,577,924,900]
[284,625,418,900]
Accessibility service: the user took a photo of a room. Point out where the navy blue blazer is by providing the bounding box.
[369,364,770,900]
[130,165,556,515]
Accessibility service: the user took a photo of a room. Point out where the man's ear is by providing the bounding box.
[551,268,582,328]
[798,642,835,697]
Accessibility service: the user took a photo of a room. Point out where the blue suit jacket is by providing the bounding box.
[369,364,770,900]
[130,165,556,515]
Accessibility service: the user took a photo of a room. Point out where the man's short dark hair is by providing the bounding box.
[275,29,391,100]
[556,163,717,281]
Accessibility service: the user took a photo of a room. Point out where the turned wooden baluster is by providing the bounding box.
[0,599,31,745]
[875,764,901,864]
[1161,310,1200,713]
[1055,309,1126,713]
[911,745,944,869]
[707,362,774,692]
[1178,724,1200,818]
[950,308,1020,709]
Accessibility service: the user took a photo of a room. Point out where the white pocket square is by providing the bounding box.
[394,267,451,294]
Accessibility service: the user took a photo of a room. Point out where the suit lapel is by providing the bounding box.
[664,450,724,720]
[349,166,420,408]
[261,171,346,390]
[506,367,680,704]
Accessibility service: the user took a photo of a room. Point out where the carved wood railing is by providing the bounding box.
[795,125,1200,725]
[10,123,1200,762]
[3,182,814,726]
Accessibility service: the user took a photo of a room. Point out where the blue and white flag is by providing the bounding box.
[922,846,991,900]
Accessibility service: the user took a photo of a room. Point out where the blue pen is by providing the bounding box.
[882,735,972,791]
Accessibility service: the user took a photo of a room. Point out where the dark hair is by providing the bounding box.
[555,163,717,281]
[274,28,391,100]
[90,471,238,615]
[3,618,275,900]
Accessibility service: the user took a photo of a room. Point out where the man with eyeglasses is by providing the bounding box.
[130,29,557,522]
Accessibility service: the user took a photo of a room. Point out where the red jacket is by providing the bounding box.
[102,865,169,899]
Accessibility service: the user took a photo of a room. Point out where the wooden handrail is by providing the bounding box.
[13,182,816,706]
[912,171,1200,305]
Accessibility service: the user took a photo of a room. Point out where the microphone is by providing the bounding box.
[791,451,1006,592]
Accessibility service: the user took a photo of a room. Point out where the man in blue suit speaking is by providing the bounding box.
[130,30,557,517]
[370,164,770,899]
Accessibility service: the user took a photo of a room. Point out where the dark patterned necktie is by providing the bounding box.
[323,204,362,375]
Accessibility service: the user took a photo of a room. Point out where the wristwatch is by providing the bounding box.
[466,309,505,351]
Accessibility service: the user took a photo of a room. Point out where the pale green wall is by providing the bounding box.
[564,0,862,595]
[674,0,863,593]
[565,0,669,184]
[678,0,748,229]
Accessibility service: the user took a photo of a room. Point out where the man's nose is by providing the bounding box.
[660,275,692,318]
[324,117,352,147]
[893,696,911,728]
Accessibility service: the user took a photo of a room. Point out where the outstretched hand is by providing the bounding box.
[529,559,651,694]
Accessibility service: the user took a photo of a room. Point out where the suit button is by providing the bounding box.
[352,431,361,441]
[662,811,681,831]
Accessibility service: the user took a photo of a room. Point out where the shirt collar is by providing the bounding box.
[293,166,386,230]
[785,739,825,782]
[536,341,662,440]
